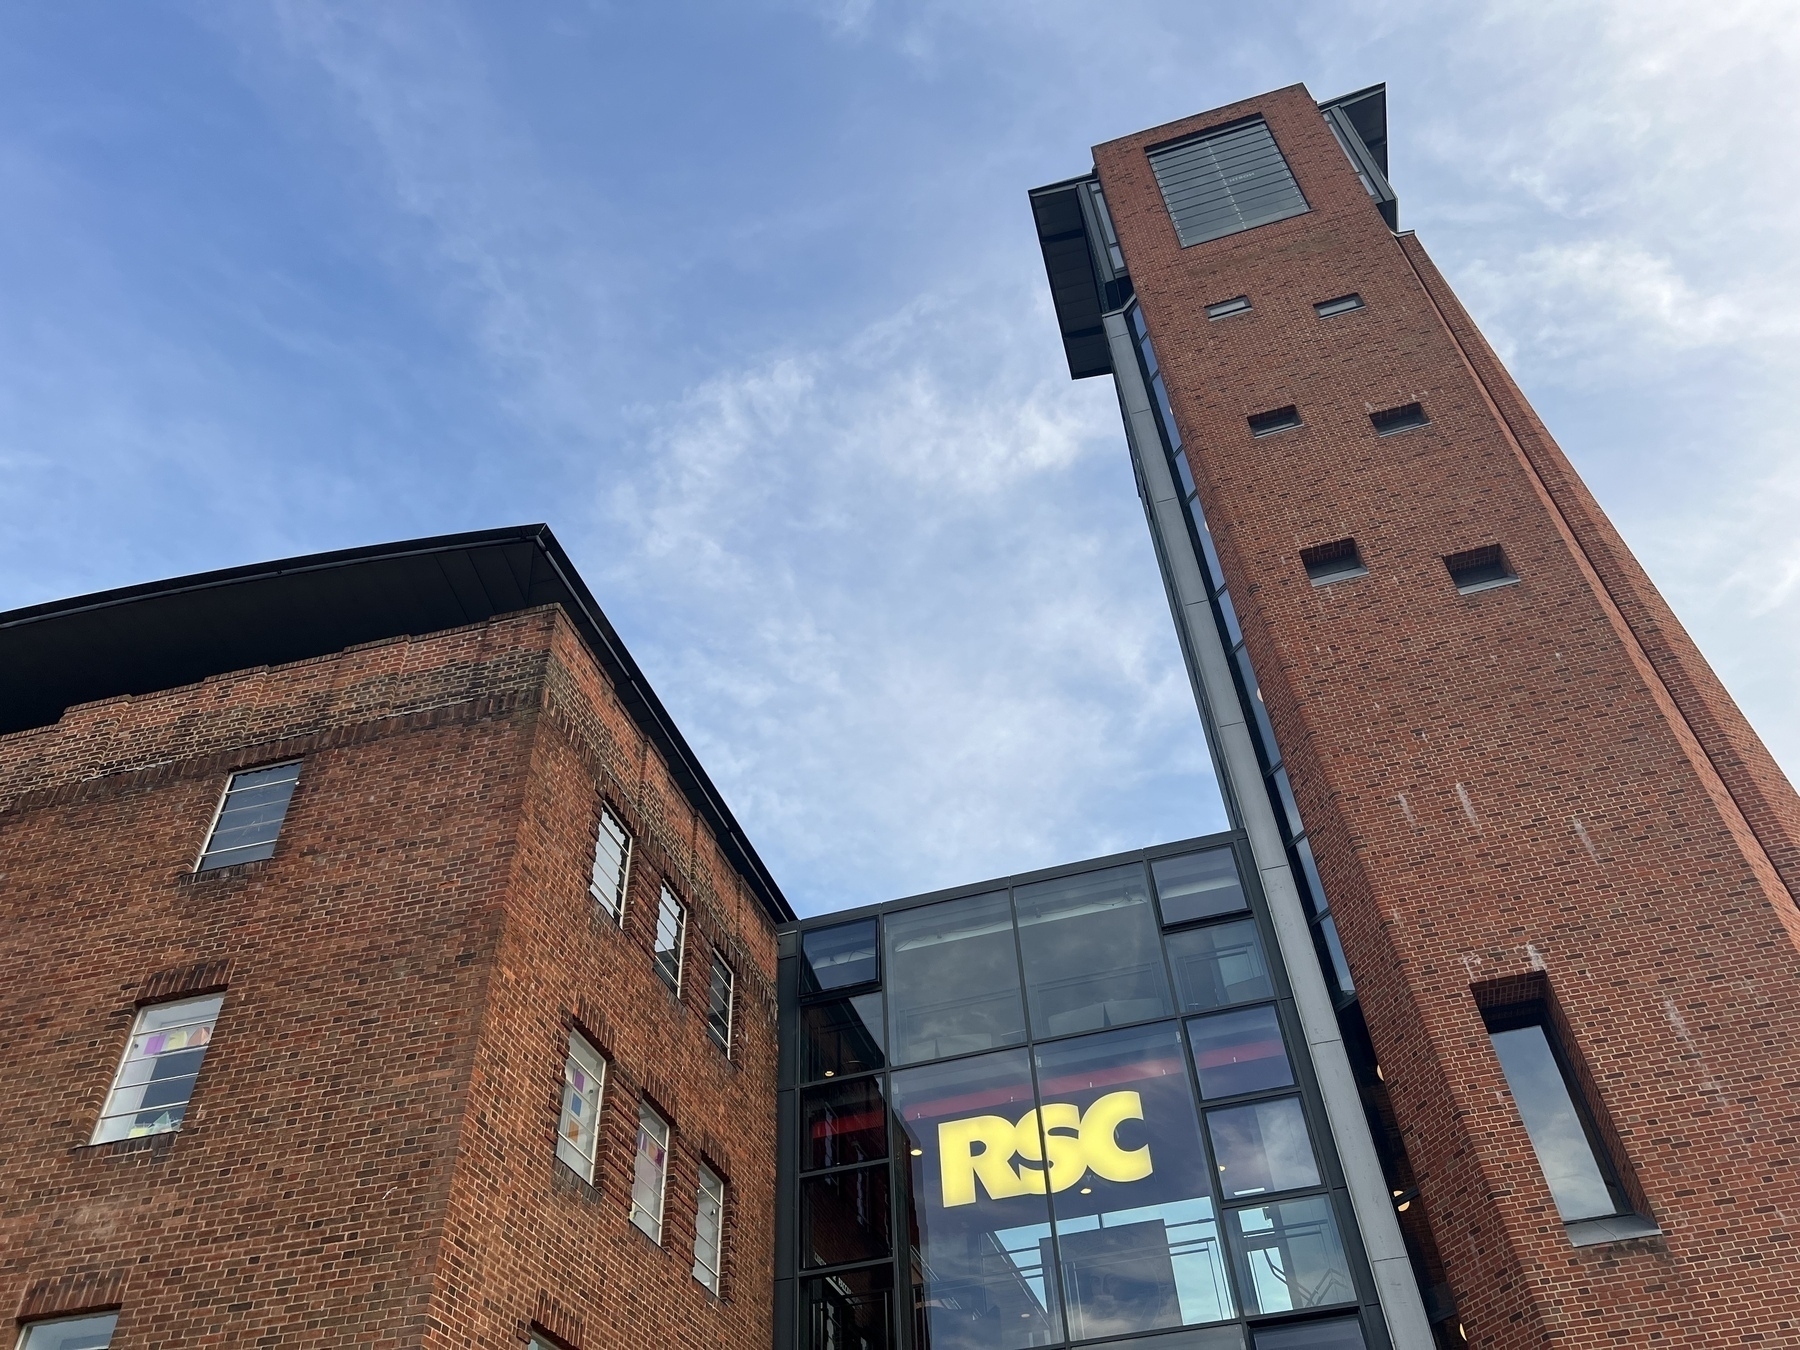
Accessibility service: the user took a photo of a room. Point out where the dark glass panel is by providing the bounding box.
[1488,1023,1617,1221]
[1152,850,1247,926]
[1033,1024,1236,1337]
[1205,1097,1320,1199]
[1287,837,1328,917]
[1252,1315,1367,1349]
[884,893,1027,1066]
[1188,1005,1293,1099]
[1316,918,1354,996]
[803,920,880,994]
[1233,648,1279,770]
[802,995,885,1082]
[1225,1196,1356,1315]
[1014,865,1172,1039]
[802,1164,892,1268]
[890,1050,1062,1350]
[1087,1327,1246,1350]
[802,1077,889,1171]
[804,1263,893,1350]
[1166,920,1274,1013]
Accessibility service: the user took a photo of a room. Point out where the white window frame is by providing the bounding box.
[195,760,302,871]
[653,886,687,993]
[16,1311,121,1349]
[705,953,734,1055]
[556,1032,606,1183]
[92,993,225,1145]
[630,1101,671,1243]
[692,1163,726,1293]
[589,806,632,924]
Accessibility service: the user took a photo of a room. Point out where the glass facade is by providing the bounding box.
[780,838,1384,1350]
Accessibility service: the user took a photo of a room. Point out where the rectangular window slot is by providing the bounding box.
[654,887,687,993]
[1315,293,1364,317]
[1148,116,1310,247]
[556,1032,606,1183]
[1207,296,1252,320]
[631,1102,671,1242]
[693,1164,726,1292]
[589,806,632,924]
[93,993,225,1144]
[197,761,300,870]
[18,1314,121,1349]
[706,954,735,1054]
[1370,402,1429,436]
[1247,405,1301,438]
[1445,544,1518,594]
[1300,538,1368,586]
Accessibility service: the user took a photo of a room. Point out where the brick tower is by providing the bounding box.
[0,527,788,1350]
[1033,84,1800,1347]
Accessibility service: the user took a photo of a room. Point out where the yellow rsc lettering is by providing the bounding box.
[1013,1102,1085,1194]
[937,1114,1027,1207]
[1079,1091,1152,1183]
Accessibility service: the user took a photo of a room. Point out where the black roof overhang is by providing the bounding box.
[0,524,794,924]
[1029,176,1115,380]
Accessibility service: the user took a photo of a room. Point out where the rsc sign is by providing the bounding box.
[936,1090,1153,1207]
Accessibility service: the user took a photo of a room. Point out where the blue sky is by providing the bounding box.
[2,1,1796,916]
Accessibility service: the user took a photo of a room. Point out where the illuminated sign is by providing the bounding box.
[937,1090,1152,1207]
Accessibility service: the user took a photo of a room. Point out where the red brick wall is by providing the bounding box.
[1094,85,1800,1348]
[0,606,777,1349]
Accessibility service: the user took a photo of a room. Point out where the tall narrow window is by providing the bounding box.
[556,1032,606,1183]
[706,954,734,1053]
[589,807,632,923]
[93,993,224,1144]
[692,1163,726,1293]
[197,761,300,870]
[654,887,686,993]
[17,1313,121,1349]
[1483,1002,1630,1223]
[630,1102,671,1241]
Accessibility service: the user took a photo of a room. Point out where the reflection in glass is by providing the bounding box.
[802,995,885,1082]
[1489,1023,1618,1221]
[890,1050,1063,1350]
[885,893,1027,1066]
[805,1263,893,1350]
[1034,1024,1236,1339]
[804,919,880,993]
[1251,1314,1366,1349]
[1226,1196,1356,1314]
[802,1164,893,1268]
[1188,1006,1293,1100]
[1166,920,1273,1013]
[16,1314,120,1350]
[1016,866,1173,1039]
[1092,1327,1247,1350]
[1152,850,1247,926]
[803,1077,889,1171]
[1206,1097,1320,1198]
[1316,917,1354,996]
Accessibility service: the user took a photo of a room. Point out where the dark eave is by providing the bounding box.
[0,524,794,924]
[1028,177,1115,380]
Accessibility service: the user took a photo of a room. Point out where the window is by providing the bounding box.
[1149,116,1309,247]
[1207,1096,1322,1198]
[883,891,1027,1065]
[1247,405,1302,438]
[1483,1003,1630,1222]
[630,1102,671,1241]
[803,1264,893,1350]
[16,1313,120,1350]
[706,953,734,1053]
[1300,539,1368,586]
[693,1164,726,1293]
[1165,918,1274,1013]
[800,994,885,1081]
[1254,1315,1367,1349]
[196,761,300,870]
[1152,848,1247,925]
[1189,1004,1294,1099]
[589,807,632,923]
[556,1032,606,1183]
[92,994,224,1144]
[802,1076,888,1170]
[653,886,686,993]
[1369,401,1429,436]
[1014,863,1172,1038]
[801,1164,892,1268]
[1444,543,1518,594]
[1314,294,1364,318]
[1226,1196,1356,1314]
[1207,296,1252,320]
[801,918,879,993]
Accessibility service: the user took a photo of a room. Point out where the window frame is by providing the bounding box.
[653,886,687,994]
[693,1162,727,1293]
[194,760,302,872]
[706,952,735,1054]
[15,1311,122,1350]
[555,1031,607,1184]
[91,992,225,1145]
[589,805,633,925]
[630,1100,672,1242]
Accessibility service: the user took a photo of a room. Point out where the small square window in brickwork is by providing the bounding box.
[1247,405,1301,438]
[17,1313,121,1350]
[1207,295,1252,320]
[1444,544,1518,594]
[707,953,735,1054]
[197,761,300,870]
[1314,293,1364,317]
[654,886,687,993]
[93,994,224,1144]
[590,807,632,924]
[1369,402,1429,436]
[556,1032,606,1183]
[631,1102,672,1242]
[1300,539,1368,586]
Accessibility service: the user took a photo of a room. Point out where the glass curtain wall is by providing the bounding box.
[783,841,1379,1350]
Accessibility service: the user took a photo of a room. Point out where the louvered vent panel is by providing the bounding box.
[1148,117,1309,247]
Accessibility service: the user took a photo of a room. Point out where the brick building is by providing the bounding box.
[0,527,791,1350]
[1030,83,1800,1347]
